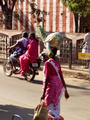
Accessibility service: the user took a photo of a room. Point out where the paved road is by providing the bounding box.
[0,65,90,120]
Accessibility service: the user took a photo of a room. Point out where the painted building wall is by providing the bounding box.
[0,0,75,33]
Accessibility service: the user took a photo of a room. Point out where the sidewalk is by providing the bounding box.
[61,64,89,80]
[0,62,89,80]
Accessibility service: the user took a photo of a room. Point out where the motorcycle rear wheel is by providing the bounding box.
[25,68,36,82]
[3,61,13,76]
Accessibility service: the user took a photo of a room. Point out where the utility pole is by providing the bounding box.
[41,11,44,28]
[78,14,80,32]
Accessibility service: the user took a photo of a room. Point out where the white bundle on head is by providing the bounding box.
[44,32,63,55]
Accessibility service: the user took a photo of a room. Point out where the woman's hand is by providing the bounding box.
[64,89,69,99]
[40,94,45,101]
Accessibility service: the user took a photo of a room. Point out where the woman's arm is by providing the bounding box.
[60,73,66,89]
[41,77,48,100]
[60,74,69,99]
[41,62,49,100]
[8,41,22,50]
[59,68,69,99]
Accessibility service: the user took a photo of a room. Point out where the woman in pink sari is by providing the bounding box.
[41,47,69,120]
[19,33,38,76]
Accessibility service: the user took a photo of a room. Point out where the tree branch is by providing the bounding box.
[4,0,8,7]
[0,0,3,6]
[12,0,17,10]
[0,0,7,12]
[8,0,11,8]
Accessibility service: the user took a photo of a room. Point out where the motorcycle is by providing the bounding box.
[3,49,41,82]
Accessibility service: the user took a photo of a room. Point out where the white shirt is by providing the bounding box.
[84,33,90,45]
[17,37,29,48]
[82,32,90,53]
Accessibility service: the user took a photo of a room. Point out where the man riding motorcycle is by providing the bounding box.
[8,32,29,71]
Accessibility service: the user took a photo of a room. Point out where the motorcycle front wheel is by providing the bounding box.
[3,61,13,76]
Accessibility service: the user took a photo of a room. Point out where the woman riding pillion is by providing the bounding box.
[19,32,38,77]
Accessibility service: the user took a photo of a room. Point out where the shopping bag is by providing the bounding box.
[33,101,48,120]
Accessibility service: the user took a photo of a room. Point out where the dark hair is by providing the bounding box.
[30,32,35,39]
[29,32,38,42]
[22,32,28,38]
[51,47,57,57]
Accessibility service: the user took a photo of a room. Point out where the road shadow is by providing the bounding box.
[12,75,25,81]
[31,79,43,85]
[11,75,43,85]
[67,84,90,90]
[0,105,34,120]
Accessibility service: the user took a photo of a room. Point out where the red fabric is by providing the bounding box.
[43,59,64,106]
[44,59,63,79]
[19,39,38,76]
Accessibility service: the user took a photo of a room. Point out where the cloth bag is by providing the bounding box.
[33,101,48,120]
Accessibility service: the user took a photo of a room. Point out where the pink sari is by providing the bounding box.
[43,59,64,120]
[19,39,38,76]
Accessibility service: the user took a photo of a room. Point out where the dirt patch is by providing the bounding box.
[63,70,89,80]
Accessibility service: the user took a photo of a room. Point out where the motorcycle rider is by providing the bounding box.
[19,32,38,78]
[8,32,29,71]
